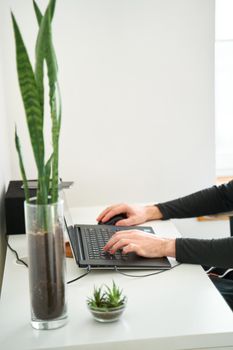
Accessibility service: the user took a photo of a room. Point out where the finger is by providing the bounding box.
[115,217,136,226]
[109,238,132,254]
[122,243,140,255]
[103,236,119,251]
[123,243,147,256]
[96,204,117,221]
[112,229,145,238]
[123,241,157,257]
[103,231,134,251]
[96,205,115,222]
[99,204,128,223]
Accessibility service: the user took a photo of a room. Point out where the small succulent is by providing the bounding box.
[87,281,126,310]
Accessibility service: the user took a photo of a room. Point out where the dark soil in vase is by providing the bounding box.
[28,225,66,320]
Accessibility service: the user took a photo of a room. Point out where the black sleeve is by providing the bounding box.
[157,180,233,220]
[176,237,233,268]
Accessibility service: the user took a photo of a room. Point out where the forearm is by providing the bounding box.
[157,181,233,220]
[176,237,233,268]
[159,236,233,267]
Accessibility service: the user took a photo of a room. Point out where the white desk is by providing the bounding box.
[1,206,233,350]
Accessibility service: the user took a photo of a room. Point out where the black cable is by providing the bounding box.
[67,266,91,284]
[5,234,28,267]
[114,262,182,278]
[5,232,91,284]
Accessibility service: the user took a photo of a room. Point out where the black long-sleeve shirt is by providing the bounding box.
[157,181,233,268]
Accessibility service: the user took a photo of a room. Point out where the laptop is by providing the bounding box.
[66,221,171,270]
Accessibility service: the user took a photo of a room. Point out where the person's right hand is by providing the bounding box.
[96,203,163,226]
[103,229,176,258]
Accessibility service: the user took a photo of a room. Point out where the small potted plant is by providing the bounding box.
[87,281,127,323]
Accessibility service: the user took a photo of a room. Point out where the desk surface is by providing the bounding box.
[1,206,233,350]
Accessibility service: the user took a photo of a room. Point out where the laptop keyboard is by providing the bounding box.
[83,226,129,260]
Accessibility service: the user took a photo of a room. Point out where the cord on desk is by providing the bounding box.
[6,233,91,284]
[114,262,182,278]
[5,234,29,268]
[67,266,91,284]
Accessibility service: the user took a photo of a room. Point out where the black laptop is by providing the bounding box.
[66,222,171,270]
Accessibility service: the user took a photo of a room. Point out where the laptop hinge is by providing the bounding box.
[75,225,85,262]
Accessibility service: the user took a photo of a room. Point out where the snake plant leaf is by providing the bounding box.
[11,13,45,177]
[33,0,56,26]
[34,0,60,202]
[45,0,61,203]
[36,0,59,115]
[51,119,60,202]
[33,0,59,74]
[35,0,58,96]
[33,0,59,124]
[15,128,30,202]
[45,153,53,197]
[34,0,58,115]
[33,0,43,25]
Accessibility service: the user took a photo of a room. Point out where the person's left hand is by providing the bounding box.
[103,230,176,258]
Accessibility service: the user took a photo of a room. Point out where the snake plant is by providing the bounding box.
[12,0,61,205]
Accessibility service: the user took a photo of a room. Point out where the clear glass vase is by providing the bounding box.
[24,198,68,330]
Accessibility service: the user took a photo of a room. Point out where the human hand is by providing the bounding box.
[97,203,163,226]
[103,230,176,258]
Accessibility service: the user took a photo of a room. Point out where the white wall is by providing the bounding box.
[1,0,215,208]
[0,42,11,293]
[215,0,233,176]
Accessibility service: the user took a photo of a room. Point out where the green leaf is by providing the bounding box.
[33,0,56,26]
[34,0,61,203]
[87,282,126,309]
[15,128,30,202]
[13,1,60,205]
[45,154,53,198]
[33,0,43,25]
[11,13,45,178]
[87,286,107,308]
[34,0,58,107]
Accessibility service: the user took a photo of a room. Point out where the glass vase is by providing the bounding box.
[87,303,127,323]
[24,198,68,330]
